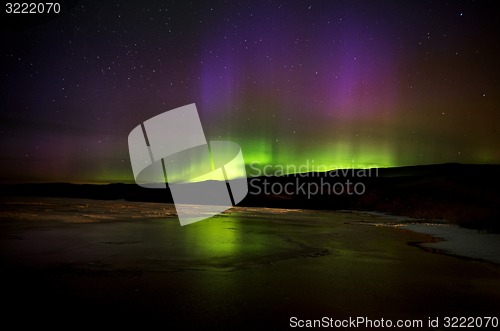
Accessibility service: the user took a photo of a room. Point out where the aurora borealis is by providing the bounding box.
[1,0,499,183]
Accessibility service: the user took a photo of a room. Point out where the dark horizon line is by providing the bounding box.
[1,162,499,186]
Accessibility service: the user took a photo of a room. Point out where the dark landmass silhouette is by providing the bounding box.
[2,163,499,231]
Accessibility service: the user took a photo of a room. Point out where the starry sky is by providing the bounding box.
[1,0,499,183]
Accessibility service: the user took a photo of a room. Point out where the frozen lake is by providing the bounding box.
[0,197,499,328]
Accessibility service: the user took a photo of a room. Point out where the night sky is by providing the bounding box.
[1,0,499,183]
